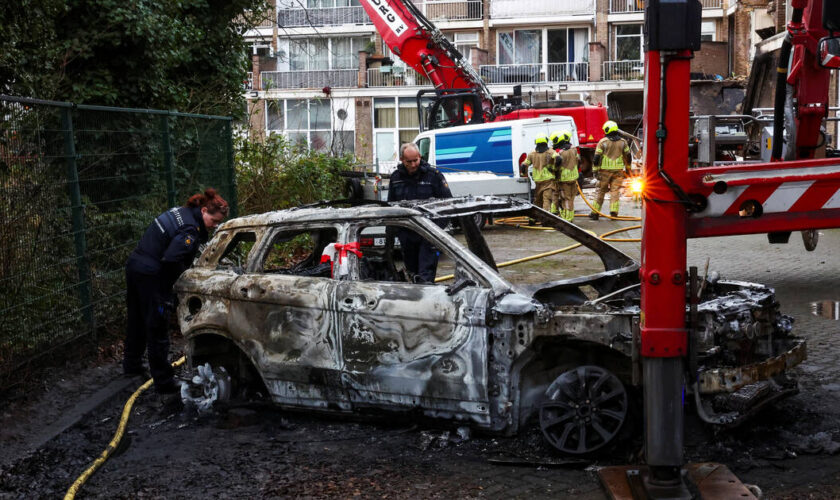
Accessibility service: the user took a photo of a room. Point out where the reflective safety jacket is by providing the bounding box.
[524,149,557,182]
[556,146,580,182]
[595,136,630,170]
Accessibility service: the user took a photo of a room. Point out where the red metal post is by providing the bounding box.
[640,48,692,482]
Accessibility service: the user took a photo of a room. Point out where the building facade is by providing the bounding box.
[244,0,746,167]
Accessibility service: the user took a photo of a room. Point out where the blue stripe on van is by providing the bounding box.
[435,127,514,176]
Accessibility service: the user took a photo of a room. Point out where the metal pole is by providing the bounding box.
[640,47,691,487]
[60,108,95,335]
[225,120,238,218]
[160,115,176,208]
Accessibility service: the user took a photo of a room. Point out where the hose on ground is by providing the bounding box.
[64,356,186,500]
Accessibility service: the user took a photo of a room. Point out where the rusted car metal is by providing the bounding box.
[175,196,804,455]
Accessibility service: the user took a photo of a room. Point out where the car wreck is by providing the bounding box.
[175,195,804,455]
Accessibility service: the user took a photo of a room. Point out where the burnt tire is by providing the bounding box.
[539,365,628,455]
[345,178,363,201]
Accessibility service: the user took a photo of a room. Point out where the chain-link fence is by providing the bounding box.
[0,95,236,376]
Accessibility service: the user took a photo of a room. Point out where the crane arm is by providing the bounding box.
[358,0,493,115]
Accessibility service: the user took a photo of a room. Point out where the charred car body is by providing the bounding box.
[175,196,804,455]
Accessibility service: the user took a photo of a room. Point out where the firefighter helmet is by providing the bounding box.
[558,130,572,143]
[603,120,619,135]
[535,133,548,145]
[549,131,561,144]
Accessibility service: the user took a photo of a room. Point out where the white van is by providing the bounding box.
[360,116,579,201]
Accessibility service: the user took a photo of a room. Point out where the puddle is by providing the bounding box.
[811,300,840,320]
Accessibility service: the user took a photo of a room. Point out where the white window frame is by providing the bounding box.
[265,99,354,155]
[614,23,644,61]
[288,36,371,71]
[701,21,716,42]
[371,97,421,166]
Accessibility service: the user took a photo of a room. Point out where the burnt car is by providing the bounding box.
[175,196,804,455]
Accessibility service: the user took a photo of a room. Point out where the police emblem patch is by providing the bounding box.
[185,238,192,246]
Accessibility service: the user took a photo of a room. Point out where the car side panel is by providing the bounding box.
[336,280,493,426]
[228,274,349,410]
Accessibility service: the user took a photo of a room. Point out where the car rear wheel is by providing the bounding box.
[182,363,233,412]
[539,365,628,455]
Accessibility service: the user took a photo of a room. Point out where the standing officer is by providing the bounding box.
[555,130,580,222]
[590,120,632,220]
[387,143,452,283]
[123,188,229,393]
[521,133,557,213]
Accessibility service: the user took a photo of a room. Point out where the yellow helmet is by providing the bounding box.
[603,120,619,135]
[558,130,572,143]
[535,133,548,145]
[549,131,562,144]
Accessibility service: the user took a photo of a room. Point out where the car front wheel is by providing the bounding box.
[539,365,629,455]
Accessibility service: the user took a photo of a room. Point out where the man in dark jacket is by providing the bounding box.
[387,143,452,283]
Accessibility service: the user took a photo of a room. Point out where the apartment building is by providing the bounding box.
[244,0,737,166]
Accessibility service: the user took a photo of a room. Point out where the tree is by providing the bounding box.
[0,0,269,116]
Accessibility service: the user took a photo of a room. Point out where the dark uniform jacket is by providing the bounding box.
[387,161,453,202]
[126,206,209,288]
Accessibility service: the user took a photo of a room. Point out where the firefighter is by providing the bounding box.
[555,130,580,222]
[123,188,229,393]
[548,131,564,214]
[590,120,632,220]
[521,133,557,213]
[387,143,452,283]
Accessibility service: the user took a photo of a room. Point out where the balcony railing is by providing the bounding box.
[491,0,593,18]
[609,0,643,13]
[416,0,483,21]
[244,72,254,90]
[479,63,589,84]
[367,67,431,87]
[611,0,721,12]
[261,69,359,89]
[277,6,370,27]
[602,60,644,81]
[546,62,589,82]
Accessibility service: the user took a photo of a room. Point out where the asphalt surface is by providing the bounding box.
[1,195,840,499]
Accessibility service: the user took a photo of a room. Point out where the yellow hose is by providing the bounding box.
[64,356,186,500]
[576,182,641,222]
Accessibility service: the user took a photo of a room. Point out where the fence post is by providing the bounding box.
[160,114,176,207]
[225,120,238,218]
[60,107,95,335]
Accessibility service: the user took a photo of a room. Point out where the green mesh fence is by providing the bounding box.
[0,95,236,374]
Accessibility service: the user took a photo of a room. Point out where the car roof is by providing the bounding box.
[218,196,531,231]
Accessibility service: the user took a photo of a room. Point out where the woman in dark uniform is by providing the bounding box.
[123,188,228,393]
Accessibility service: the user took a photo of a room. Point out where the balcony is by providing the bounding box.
[416,0,483,22]
[491,0,593,19]
[610,0,722,12]
[277,6,370,27]
[261,69,359,89]
[602,60,644,81]
[367,67,431,87]
[479,63,589,84]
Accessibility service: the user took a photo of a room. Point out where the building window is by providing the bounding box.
[615,24,643,61]
[547,28,589,63]
[372,97,420,167]
[448,32,479,64]
[265,99,354,155]
[701,21,716,42]
[288,36,370,71]
[498,30,542,65]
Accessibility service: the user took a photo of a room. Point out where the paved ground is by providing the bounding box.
[2,194,840,499]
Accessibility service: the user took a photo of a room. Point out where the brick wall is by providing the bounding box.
[354,98,373,164]
[692,41,729,77]
[248,100,265,139]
